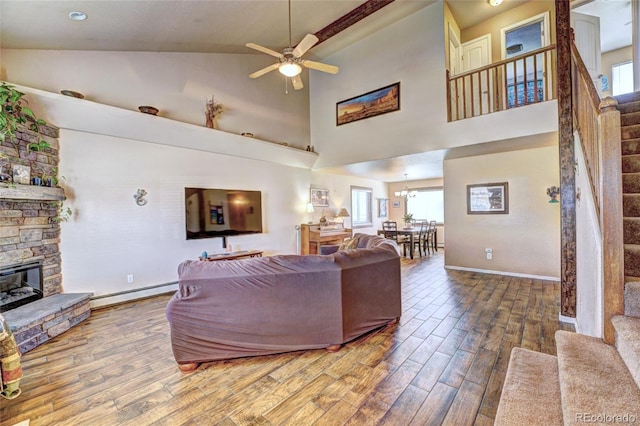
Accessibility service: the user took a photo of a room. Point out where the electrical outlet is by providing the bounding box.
[127,274,134,283]
[485,248,493,260]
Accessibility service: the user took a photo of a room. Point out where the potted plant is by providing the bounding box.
[0,82,48,149]
[402,213,414,228]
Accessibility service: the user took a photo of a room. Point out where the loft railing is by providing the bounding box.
[447,45,557,122]
[570,39,623,345]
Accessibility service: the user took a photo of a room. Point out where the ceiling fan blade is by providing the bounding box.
[291,75,304,90]
[246,42,283,59]
[249,63,280,79]
[292,33,319,58]
[301,60,339,74]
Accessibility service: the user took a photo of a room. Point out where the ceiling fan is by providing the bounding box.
[245,0,339,90]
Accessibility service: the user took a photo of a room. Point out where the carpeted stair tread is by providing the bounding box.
[625,281,640,318]
[622,124,640,141]
[621,111,640,127]
[616,91,640,105]
[624,245,640,277]
[555,330,640,422]
[623,173,640,193]
[622,155,640,173]
[624,218,640,244]
[612,315,640,389]
[617,101,640,115]
[622,139,640,156]
[623,194,640,216]
[494,347,562,426]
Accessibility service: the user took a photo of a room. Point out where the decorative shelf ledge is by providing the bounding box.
[0,184,65,201]
[15,84,319,170]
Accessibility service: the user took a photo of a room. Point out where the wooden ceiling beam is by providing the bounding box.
[313,0,395,45]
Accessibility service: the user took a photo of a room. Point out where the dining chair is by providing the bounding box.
[413,221,429,257]
[425,220,437,254]
[382,221,410,256]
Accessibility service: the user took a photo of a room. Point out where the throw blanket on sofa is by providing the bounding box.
[0,313,22,399]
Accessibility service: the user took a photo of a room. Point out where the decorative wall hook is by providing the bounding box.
[133,188,148,206]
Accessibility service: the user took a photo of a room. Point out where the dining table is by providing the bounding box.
[377,225,437,259]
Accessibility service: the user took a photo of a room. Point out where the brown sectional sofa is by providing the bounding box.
[166,233,401,372]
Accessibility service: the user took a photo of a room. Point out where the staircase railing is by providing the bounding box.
[447,45,556,122]
[570,40,624,344]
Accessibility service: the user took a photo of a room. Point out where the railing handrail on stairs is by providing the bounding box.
[570,40,624,345]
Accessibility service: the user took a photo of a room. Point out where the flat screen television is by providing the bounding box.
[185,187,263,240]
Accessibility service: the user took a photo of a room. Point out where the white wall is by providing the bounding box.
[443,145,561,279]
[309,1,559,169]
[1,49,310,149]
[59,129,312,297]
[574,132,603,338]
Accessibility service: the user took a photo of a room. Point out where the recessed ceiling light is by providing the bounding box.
[488,0,503,6]
[68,11,87,21]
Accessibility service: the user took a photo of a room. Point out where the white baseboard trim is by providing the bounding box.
[444,265,560,282]
[559,314,577,325]
[90,281,178,309]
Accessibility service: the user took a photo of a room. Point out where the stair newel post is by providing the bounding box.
[599,96,624,344]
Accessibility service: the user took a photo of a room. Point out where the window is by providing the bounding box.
[407,188,444,224]
[351,186,372,228]
[612,61,634,96]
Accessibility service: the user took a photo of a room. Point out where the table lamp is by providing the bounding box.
[335,208,350,227]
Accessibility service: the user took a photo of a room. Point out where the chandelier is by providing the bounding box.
[395,174,417,199]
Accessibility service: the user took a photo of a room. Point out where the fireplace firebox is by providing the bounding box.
[0,261,43,312]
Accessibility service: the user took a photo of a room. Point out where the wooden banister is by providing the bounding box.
[570,42,601,115]
[570,40,624,345]
[447,45,557,121]
[452,45,556,80]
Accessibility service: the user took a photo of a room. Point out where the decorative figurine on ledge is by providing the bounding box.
[205,95,224,130]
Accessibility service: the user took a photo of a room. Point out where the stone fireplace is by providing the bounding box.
[1,123,91,353]
[0,260,43,312]
[0,124,63,296]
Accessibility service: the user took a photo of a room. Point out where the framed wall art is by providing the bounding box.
[310,188,329,207]
[377,198,388,218]
[336,82,400,126]
[467,182,509,214]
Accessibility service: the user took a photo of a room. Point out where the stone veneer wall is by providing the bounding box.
[0,124,63,296]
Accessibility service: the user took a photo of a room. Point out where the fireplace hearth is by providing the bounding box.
[0,261,43,312]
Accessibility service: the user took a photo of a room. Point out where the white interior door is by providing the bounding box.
[571,11,602,95]
[462,34,491,116]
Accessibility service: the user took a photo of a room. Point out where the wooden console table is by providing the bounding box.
[300,224,352,255]
[199,250,263,261]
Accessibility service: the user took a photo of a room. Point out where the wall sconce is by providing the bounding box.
[546,186,560,203]
[133,188,148,206]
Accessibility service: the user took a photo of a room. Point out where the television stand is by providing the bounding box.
[199,250,263,262]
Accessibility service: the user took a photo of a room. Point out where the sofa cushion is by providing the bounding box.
[338,237,358,251]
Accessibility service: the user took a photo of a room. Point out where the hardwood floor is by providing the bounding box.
[0,251,573,425]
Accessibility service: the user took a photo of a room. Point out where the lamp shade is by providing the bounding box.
[306,203,315,213]
[279,62,302,77]
[336,208,350,218]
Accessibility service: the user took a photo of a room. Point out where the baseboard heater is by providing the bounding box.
[90,281,178,309]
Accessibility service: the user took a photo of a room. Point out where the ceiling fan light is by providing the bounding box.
[279,62,302,77]
[488,0,503,6]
